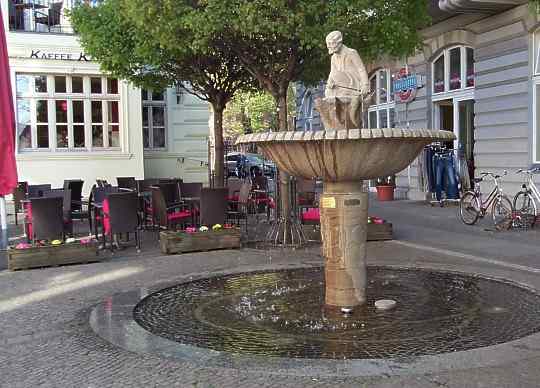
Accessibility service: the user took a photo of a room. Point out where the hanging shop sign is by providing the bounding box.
[393,68,424,104]
[29,50,91,61]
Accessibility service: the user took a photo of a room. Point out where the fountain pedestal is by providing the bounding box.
[321,181,367,306]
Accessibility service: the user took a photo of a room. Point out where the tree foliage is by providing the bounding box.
[223,87,296,136]
[70,0,257,187]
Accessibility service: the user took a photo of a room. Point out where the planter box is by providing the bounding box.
[8,243,101,271]
[160,229,241,254]
[302,223,393,242]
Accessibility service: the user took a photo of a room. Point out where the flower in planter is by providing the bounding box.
[223,224,234,229]
[199,226,209,232]
[51,240,63,246]
[185,227,197,234]
[15,242,32,249]
[212,224,222,231]
[66,237,76,244]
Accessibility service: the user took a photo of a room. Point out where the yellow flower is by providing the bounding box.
[212,224,222,231]
[51,240,62,245]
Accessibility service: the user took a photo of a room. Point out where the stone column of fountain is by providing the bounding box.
[237,31,455,307]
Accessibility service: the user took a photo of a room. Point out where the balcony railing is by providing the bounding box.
[8,0,101,34]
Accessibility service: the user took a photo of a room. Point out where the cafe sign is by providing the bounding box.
[29,50,91,62]
[393,68,423,104]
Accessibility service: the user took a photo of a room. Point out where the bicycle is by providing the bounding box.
[512,168,540,229]
[459,171,513,230]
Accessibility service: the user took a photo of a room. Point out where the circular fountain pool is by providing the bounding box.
[133,267,540,359]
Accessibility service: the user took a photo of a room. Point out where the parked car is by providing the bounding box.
[226,152,276,178]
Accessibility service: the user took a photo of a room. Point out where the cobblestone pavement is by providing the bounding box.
[3,198,540,387]
[2,241,540,388]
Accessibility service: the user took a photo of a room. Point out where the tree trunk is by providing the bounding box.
[211,102,225,188]
[275,91,293,243]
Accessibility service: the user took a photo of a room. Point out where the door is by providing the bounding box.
[458,99,475,187]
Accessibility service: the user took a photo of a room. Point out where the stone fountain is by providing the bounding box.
[237,31,455,307]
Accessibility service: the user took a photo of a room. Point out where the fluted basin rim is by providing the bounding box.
[235,128,456,144]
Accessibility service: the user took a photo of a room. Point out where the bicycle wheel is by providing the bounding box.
[513,190,537,228]
[459,191,480,225]
[492,195,513,231]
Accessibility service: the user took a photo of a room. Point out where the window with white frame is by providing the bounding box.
[142,89,166,150]
[368,68,395,128]
[15,74,120,152]
[432,46,474,94]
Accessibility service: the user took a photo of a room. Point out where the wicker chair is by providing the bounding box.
[27,197,64,243]
[12,182,28,225]
[102,191,141,252]
[150,186,192,230]
[117,177,137,191]
[226,183,252,234]
[200,188,228,227]
[27,184,52,198]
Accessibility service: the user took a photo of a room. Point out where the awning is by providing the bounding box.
[0,9,18,196]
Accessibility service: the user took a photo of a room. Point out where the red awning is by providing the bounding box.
[0,9,18,196]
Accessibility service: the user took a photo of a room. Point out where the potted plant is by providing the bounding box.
[375,175,396,201]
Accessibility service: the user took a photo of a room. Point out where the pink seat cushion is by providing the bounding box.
[24,202,33,239]
[167,210,192,221]
[103,199,111,235]
[301,208,320,222]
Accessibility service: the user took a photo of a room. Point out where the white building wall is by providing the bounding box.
[143,92,210,183]
[2,1,210,193]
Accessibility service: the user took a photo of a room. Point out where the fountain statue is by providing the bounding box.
[237,32,455,308]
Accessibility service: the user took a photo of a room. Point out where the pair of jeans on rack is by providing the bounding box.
[434,153,459,201]
[424,147,437,193]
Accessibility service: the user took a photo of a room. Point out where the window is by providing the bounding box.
[432,46,474,94]
[142,89,166,150]
[368,69,396,129]
[15,74,120,152]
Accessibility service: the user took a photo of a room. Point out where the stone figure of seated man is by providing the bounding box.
[325,31,369,98]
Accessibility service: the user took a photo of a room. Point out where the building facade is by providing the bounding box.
[298,0,540,200]
[3,0,210,194]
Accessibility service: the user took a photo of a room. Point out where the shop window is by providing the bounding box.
[142,89,167,150]
[15,74,121,152]
[432,46,474,94]
[368,68,395,128]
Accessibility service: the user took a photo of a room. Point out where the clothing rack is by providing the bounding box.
[423,143,461,207]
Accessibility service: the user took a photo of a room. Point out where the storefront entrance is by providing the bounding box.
[434,98,475,187]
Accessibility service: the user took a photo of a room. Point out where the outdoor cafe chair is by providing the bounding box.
[101,191,141,252]
[12,181,27,225]
[226,182,252,235]
[89,185,119,238]
[26,196,64,244]
[150,186,193,231]
[117,177,137,191]
[63,179,85,218]
[27,184,51,198]
[42,189,73,235]
[136,178,159,193]
[180,182,202,199]
[200,188,228,227]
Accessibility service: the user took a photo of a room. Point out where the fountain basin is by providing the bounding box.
[236,128,455,181]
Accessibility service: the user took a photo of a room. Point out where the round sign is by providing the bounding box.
[394,68,418,104]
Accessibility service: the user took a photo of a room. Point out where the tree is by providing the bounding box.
[223,87,296,137]
[196,0,430,243]
[70,0,256,187]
